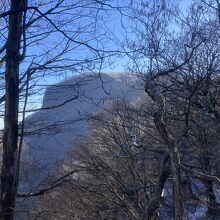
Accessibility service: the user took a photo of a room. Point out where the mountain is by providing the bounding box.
[14,72,143,219]
[24,72,143,170]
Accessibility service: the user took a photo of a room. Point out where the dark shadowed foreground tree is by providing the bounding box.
[1,1,25,219]
[0,0,123,219]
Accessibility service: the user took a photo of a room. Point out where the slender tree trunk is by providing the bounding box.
[1,1,24,219]
[154,112,184,220]
[143,154,170,220]
[170,147,183,220]
[203,155,217,217]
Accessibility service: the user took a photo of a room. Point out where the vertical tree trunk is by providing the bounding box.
[144,154,170,219]
[1,1,24,219]
[154,112,184,220]
[203,155,217,217]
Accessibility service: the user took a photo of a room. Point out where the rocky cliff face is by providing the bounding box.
[24,73,143,170]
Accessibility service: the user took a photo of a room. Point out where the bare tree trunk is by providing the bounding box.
[154,112,184,220]
[1,1,24,219]
[143,154,170,220]
[203,155,217,217]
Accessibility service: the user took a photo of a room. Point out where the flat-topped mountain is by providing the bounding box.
[24,73,143,168]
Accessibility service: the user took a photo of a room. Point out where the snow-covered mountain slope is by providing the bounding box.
[24,73,143,169]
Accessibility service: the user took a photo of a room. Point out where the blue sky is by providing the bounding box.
[0,0,193,129]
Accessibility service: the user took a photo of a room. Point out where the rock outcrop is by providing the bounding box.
[24,72,142,169]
